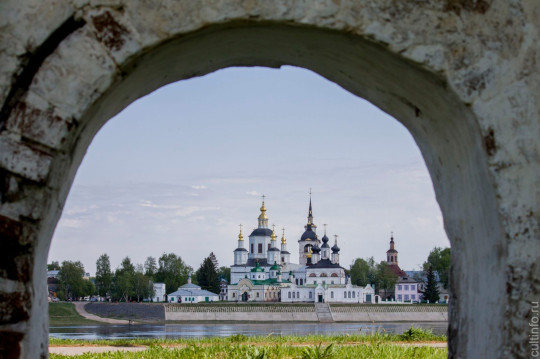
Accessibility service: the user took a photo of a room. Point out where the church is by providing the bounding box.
[227,196,375,303]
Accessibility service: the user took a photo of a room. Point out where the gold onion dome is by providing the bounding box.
[271,224,277,241]
[238,225,244,241]
[258,200,268,220]
[281,228,287,244]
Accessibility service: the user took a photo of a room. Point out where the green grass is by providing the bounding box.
[49,327,445,347]
[50,340,447,358]
[49,302,102,326]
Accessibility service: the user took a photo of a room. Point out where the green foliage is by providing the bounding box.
[424,266,440,303]
[95,254,112,297]
[144,256,157,278]
[154,253,192,294]
[375,261,398,297]
[133,271,153,302]
[300,343,334,359]
[399,326,442,341]
[58,261,91,300]
[229,334,248,343]
[196,256,220,294]
[423,247,451,289]
[218,266,231,283]
[349,257,377,287]
[49,336,448,358]
[48,261,61,271]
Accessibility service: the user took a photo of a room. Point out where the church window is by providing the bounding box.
[297,291,300,298]
[322,281,326,285]
[331,281,334,284]
[398,285,402,291]
[281,257,284,262]
[411,285,416,290]
[320,273,327,277]
[300,279,303,285]
[258,243,263,253]
[314,280,317,284]
[233,293,236,298]
[405,294,409,300]
[411,294,416,300]
[397,295,402,301]
[331,273,338,277]
[404,285,409,290]
[309,273,316,277]
[288,292,291,299]
[251,244,254,253]
[292,292,295,299]
[331,291,334,298]
[352,291,355,298]
[268,243,271,250]
[256,292,259,298]
[309,292,312,299]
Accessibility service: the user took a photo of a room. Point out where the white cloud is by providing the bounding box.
[191,185,207,190]
[58,219,84,229]
[246,190,259,196]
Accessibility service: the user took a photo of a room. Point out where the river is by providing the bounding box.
[50,322,447,340]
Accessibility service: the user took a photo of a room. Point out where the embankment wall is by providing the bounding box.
[164,304,448,322]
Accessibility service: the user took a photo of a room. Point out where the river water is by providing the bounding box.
[50,322,447,340]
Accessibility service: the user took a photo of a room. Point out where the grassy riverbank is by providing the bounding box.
[49,302,102,326]
[50,329,447,358]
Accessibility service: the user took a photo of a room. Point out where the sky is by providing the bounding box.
[47,66,450,276]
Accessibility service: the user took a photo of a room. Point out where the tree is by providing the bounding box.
[350,257,377,286]
[209,252,219,271]
[113,256,136,301]
[95,254,113,298]
[133,268,153,302]
[375,261,398,298]
[154,253,192,293]
[58,261,88,300]
[423,247,451,289]
[218,266,231,283]
[144,256,157,278]
[424,265,440,303]
[47,261,60,271]
[196,256,220,294]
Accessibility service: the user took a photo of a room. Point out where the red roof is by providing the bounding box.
[388,264,406,277]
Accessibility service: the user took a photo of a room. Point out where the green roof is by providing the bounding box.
[251,262,265,272]
[270,263,280,271]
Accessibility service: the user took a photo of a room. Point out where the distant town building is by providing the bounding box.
[227,195,375,303]
[151,283,166,302]
[385,235,422,302]
[167,274,219,303]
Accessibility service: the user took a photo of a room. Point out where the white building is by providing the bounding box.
[151,283,166,302]
[228,195,374,303]
[168,274,219,303]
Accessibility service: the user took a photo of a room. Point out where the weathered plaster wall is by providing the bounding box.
[0,1,538,358]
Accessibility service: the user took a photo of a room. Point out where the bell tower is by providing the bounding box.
[386,232,398,265]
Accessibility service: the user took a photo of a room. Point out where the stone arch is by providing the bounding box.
[0,2,538,358]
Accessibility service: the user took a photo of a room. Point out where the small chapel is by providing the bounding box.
[227,195,375,303]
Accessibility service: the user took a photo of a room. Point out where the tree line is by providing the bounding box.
[48,251,230,302]
[348,246,450,303]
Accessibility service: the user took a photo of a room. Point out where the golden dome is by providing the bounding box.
[258,200,268,220]
[271,224,277,241]
[238,225,244,241]
[281,228,286,244]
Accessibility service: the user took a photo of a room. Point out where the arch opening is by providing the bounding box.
[6,21,507,358]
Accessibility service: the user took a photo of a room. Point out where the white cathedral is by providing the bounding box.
[227,196,375,303]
